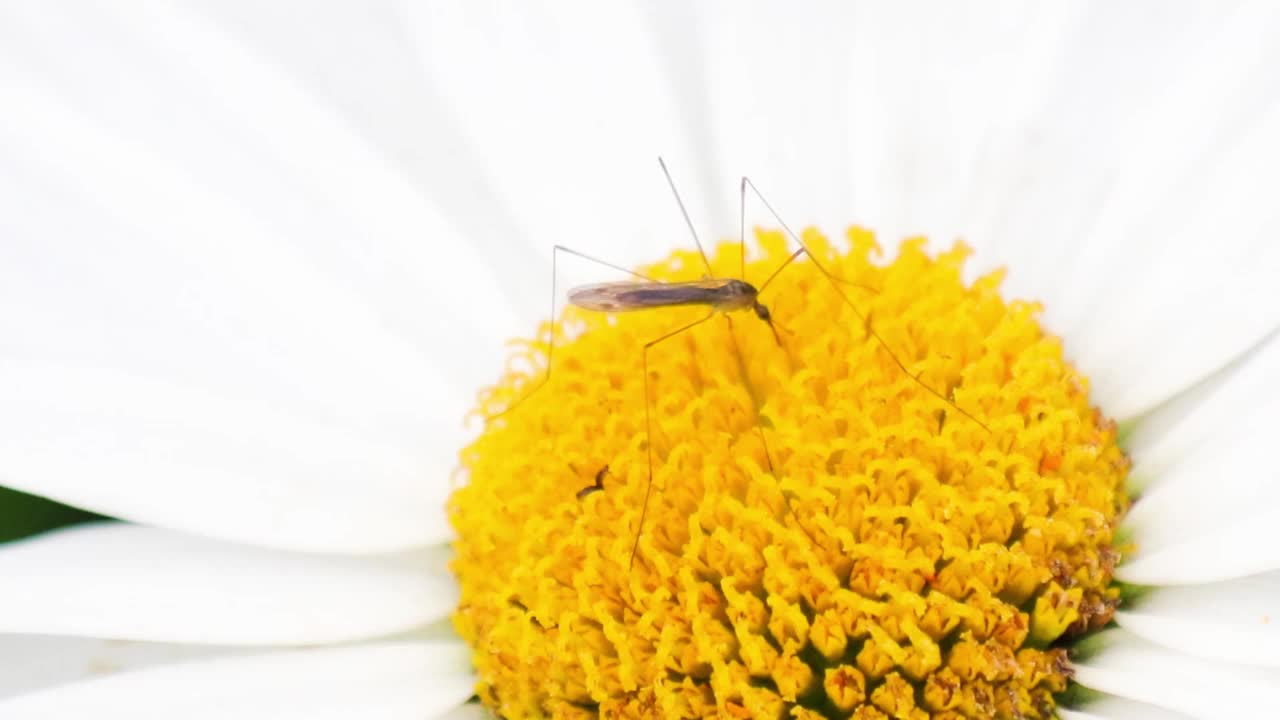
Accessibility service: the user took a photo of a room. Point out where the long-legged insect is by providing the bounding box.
[497,158,989,568]
[569,160,820,568]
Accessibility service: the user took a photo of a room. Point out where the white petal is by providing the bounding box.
[0,636,232,699]
[1073,629,1280,720]
[1116,570,1280,669]
[645,0,864,235]
[0,360,455,554]
[1118,508,1280,585]
[186,0,545,310]
[0,641,473,720]
[1127,331,1280,489]
[0,524,455,645]
[1118,340,1280,581]
[684,2,1082,246]
[401,0,715,293]
[1059,696,1196,720]
[1020,2,1280,418]
[1117,334,1280,581]
[0,3,509,552]
[1066,99,1280,420]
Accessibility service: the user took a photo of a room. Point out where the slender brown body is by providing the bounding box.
[568,278,775,324]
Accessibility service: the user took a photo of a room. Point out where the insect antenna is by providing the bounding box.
[741,177,993,435]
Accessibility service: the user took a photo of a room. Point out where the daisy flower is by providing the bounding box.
[2,2,1279,719]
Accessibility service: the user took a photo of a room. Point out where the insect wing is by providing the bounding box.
[568,280,729,312]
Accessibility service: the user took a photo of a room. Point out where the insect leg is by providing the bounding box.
[489,244,660,420]
[723,314,821,548]
[658,157,716,278]
[742,178,879,297]
[741,177,992,434]
[632,310,718,570]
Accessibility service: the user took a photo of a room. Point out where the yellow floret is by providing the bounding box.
[452,228,1129,719]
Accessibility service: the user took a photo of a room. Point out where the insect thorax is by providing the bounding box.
[712,279,760,313]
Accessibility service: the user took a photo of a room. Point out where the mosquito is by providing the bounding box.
[497,158,989,569]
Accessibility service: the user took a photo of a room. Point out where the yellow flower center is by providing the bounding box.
[452,228,1130,719]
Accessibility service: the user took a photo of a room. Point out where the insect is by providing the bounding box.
[496,158,990,569]
[575,465,610,501]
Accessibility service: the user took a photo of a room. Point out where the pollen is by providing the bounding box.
[451,228,1130,719]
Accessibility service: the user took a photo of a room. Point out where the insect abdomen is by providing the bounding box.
[569,283,721,312]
